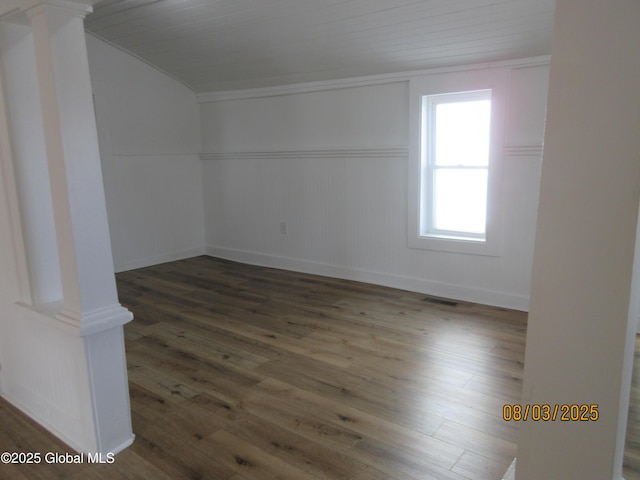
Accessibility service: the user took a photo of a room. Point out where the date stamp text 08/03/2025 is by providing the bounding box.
[503,404,599,422]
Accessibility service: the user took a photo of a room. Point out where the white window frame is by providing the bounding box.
[408,70,507,256]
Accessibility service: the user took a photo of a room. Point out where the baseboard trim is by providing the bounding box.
[2,390,136,455]
[502,458,516,480]
[1,390,90,454]
[205,245,529,311]
[109,434,135,456]
[503,459,629,480]
[115,246,206,273]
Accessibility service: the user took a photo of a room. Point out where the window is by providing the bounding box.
[421,90,491,240]
[408,71,506,255]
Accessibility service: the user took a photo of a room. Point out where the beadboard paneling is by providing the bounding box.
[88,36,204,272]
[84,0,555,92]
[105,153,205,273]
[201,65,549,311]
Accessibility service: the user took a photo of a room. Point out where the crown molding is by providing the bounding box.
[197,56,551,103]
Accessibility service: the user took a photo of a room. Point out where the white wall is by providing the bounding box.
[200,62,549,310]
[86,36,205,272]
[83,37,549,310]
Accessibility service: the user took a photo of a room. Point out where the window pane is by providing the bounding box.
[435,100,490,167]
[433,169,487,234]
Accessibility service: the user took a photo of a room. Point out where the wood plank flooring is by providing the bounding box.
[1,255,640,479]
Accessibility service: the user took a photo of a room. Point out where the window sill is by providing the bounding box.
[408,233,499,256]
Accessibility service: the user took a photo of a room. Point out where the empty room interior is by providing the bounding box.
[1,0,640,479]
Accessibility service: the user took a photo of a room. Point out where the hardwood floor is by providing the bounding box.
[1,255,639,479]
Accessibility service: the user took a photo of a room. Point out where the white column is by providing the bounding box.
[516,1,640,479]
[0,0,134,454]
[25,1,132,333]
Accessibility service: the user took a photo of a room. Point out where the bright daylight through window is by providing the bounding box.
[421,90,491,240]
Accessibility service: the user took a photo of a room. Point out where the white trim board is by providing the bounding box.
[205,245,529,312]
[200,147,409,161]
[201,145,539,161]
[503,144,544,157]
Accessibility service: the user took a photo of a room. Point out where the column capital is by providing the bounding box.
[0,0,97,21]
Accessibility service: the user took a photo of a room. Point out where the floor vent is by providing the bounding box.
[422,296,458,307]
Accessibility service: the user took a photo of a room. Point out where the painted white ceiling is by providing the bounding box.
[85,0,556,93]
